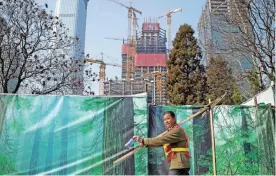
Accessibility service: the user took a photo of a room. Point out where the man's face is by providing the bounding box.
[164,113,176,129]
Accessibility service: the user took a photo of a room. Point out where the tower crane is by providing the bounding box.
[141,71,167,104]
[132,12,140,46]
[104,36,133,81]
[109,0,142,45]
[84,53,123,95]
[104,37,126,43]
[109,0,142,81]
[158,8,182,52]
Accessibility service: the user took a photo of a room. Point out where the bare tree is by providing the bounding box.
[0,0,96,95]
[210,0,275,88]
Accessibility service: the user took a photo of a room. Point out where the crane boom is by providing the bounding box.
[104,37,125,41]
[84,58,122,67]
[157,14,166,19]
[104,61,122,67]
[171,8,182,13]
[157,8,182,52]
[158,8,182,18]
[109,0,142,81]
[109,0,141,14]
[109,0,129,9]
[131,7,142,14]
[109,0,142,45]
[84,53,123,95]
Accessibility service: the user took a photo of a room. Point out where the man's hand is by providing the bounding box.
[133,136,144,146]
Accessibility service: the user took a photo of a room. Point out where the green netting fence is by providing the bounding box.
[0,94,274,175]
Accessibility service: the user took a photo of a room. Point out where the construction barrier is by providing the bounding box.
[0,94,274,175]
[149,105,275,175]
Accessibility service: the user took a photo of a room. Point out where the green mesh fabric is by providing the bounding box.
[0,94,148,175]
[0,94,274,175]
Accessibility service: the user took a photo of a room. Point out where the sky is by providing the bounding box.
[36,0,207,95]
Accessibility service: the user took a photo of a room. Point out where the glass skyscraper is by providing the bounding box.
[198,0,253,93]
[55,0,89,59]
[198,0,252,71]
[55,0,89,95]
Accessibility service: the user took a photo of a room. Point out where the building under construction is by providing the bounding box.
[134,21,167,105]
[103,78,153,104]
[104,20,168,105]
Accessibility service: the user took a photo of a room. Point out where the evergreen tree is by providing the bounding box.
[246,70,266,95]
[166,24,207,105]
[206,56,245,104]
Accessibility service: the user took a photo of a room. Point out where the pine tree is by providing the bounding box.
[246,70,266,95]
[166,24,207,105]
[206,56,245,104]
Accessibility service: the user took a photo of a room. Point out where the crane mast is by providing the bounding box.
[158,8,182,52]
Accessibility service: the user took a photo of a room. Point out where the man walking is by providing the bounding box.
[133,111,191,175]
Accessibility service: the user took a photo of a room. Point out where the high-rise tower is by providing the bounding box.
[198,0,252,93]
[134,21,167,105]
[107,21,167,105]
[55,0,89,59]
[55,0,89,95]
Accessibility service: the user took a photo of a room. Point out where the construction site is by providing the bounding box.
[0,0,275,175]
[84,0,182,105]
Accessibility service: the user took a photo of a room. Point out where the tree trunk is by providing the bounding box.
[0,96,8,136]
[28,99,45,175]
[58,97,69,175]
[28,128,42,174]
[44,120,55,172]
[148,106,168,175]
[241,108,251,155]
[192,108,212,175]
[256,106,275,175]
[102,98,135,175]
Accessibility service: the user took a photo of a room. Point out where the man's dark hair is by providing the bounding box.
[164,111,176,118]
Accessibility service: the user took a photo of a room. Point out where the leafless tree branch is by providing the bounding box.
[0,0,96,95]
[205,0,275,88]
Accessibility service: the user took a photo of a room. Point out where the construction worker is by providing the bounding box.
[133,111,191,175]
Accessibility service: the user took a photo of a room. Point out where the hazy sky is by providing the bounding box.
[36,0,207,94]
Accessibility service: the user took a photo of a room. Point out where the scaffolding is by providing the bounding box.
[103,78,153,104]
[134,21,168,105]
[108,21,168,105]
[136,24,167,53]
[121,44,135,80]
